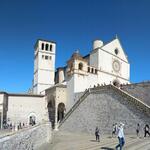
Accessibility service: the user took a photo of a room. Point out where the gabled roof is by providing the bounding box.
[101,36,129,63]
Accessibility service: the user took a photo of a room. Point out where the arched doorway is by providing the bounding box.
[28,114,36,126]
[113,80,120,87]
[28,112,37,126]
[57,103,66,122]
[47,96,55,128]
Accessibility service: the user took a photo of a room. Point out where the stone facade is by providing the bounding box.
[0,122,52,150]
[46,84,67,128]
[0,92,48,128]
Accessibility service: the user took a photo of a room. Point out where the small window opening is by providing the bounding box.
[50,44,52,51]
[95,69,97,74]
[46,44,49,51]
[78,63,83,70]
[45,55,48,60]
[115,48,119,55]
[41,43,44,50]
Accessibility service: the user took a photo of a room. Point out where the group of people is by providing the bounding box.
[95,122,150,150]
[95,122,125,149]
[3,122,26,131]
[137,123,150,137]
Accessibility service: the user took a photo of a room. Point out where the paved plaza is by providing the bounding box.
[39,131,150,150]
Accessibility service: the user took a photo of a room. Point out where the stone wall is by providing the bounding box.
[60,87,150,134]
[122,82,150,106]
[0,122,52,150]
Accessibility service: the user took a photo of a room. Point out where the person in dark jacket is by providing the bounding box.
[144,124,150,137]
[95,127,100,142]
[136,123,140,137]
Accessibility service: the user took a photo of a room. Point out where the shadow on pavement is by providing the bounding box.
[90,140,99,142]
[101,147,114,150]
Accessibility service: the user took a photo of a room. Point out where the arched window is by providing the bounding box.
[46,44,49,51]
[78,63,83,70]
[41,43,44,50]
[114,48,119,55]
[95,69,97,74]
[50,44,53,51]
[88,67,90,72]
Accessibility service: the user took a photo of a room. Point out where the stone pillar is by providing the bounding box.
[54,103,58,131]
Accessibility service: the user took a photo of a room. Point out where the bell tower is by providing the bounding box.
[33,39,56,94]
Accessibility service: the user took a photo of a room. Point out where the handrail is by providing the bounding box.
[122,85,150,106]
[59,84,150,128]
[111,85,150,116]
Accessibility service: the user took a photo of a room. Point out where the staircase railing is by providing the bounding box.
[122,84,150,106]
[111,84,150,117]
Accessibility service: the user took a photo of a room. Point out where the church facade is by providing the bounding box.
[0,36,130,129]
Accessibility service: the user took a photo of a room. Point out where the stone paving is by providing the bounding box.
[38,131,150,150]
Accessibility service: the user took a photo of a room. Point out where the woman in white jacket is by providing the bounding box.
[115,123,125,150]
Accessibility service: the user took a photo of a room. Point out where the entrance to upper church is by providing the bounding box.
[57,103,66,122]
[113,80,120,87]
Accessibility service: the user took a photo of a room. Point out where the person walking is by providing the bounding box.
[112,123,117,137]
[116,122,125,150]
[144,124,150,137]
[95,127,100,142]
[136,123,140,137]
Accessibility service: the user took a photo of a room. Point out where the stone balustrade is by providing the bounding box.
[0,122,52,150]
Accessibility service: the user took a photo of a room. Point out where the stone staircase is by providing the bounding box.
[39,84,150,150]
[59,84,150,134]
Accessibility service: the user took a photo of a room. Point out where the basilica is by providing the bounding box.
[0,36,130,129]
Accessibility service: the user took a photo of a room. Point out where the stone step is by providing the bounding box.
[86,138,139,150]
[38,131,150,150]
[124,138,146,149]
[127,139,150,150]
[78,140,116,150]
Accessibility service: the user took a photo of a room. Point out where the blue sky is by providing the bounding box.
[0,0,150,93]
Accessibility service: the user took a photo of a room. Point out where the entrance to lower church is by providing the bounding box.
[29,115,36,125]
